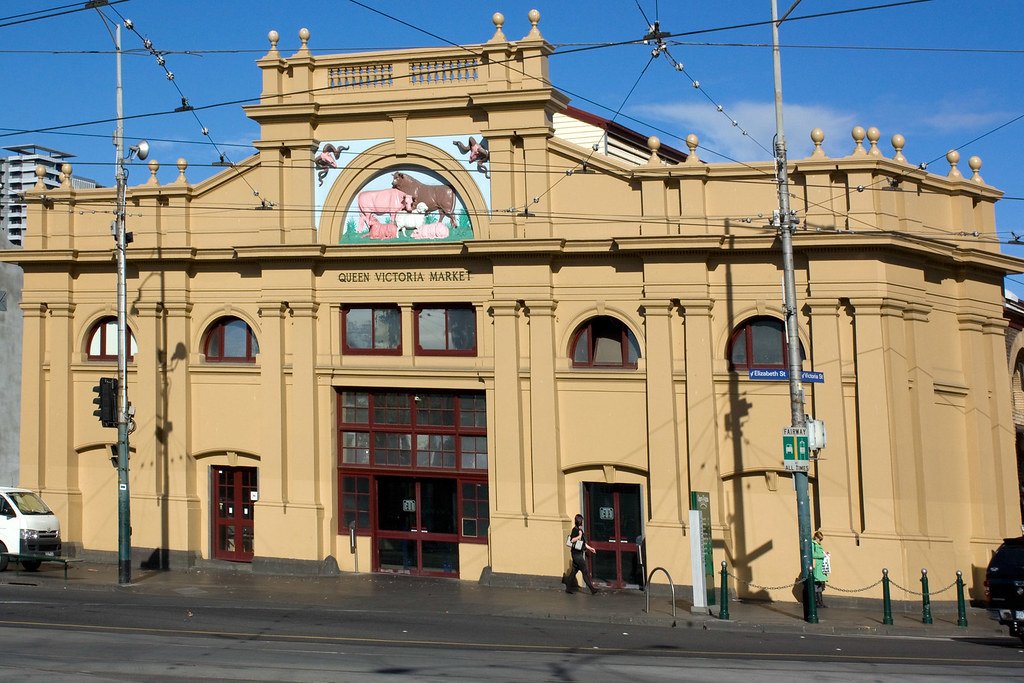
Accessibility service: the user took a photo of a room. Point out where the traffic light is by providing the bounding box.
[92,377,118,428]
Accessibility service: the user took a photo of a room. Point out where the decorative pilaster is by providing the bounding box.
[487,299,526,571]
[848,298,905,536]
[43,302,76,497]
[287,301,324,559]
[805,298,854,535]
[523,299,561,519]
[678,298,720,512]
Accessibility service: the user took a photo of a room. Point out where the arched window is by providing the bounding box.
[86,316,137,361]
[728,316,805,371]
[204,316,259,363]
[570,316,640,368]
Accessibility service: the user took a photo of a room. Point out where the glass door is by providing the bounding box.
[585,483,643,588]
[375,476,458,576]
[212,466,257,562]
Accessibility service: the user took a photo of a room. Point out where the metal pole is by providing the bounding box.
[920,568,932,624]
[114,22,132,586]
[718,561,730,620]
[955,570,968,627]
[882,568,893,625]
[771,0,815,624]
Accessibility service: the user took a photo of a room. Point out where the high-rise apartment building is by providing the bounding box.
[0,145,99,246]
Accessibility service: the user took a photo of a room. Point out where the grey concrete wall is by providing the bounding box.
[0,235,22,486]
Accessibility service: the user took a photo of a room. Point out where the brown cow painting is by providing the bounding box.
[391,172,457,227]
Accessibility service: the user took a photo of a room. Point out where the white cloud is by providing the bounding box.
[633,101,857,163]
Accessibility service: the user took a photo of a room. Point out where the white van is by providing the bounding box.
[0,487,62,572]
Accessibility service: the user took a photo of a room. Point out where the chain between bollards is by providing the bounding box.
[920,568,933,624]
[882,568,893,625]
[718,561,730,620]
[956,570,968,628]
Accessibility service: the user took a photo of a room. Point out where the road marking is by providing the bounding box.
[0,618,1019,665]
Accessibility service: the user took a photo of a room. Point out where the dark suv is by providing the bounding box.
[986,536,1024,644]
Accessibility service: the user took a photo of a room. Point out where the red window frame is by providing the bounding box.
[341,305,402,355]
[86,316,136,362]
[459,481,489,539]
[413,305,477,356]
[340,474,372,532]
[204,316,259,363]
[569,316,639,368]
[727,316,805,371]
[336,389,488,543]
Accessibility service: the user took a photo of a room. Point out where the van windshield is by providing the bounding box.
[8,492,53,515]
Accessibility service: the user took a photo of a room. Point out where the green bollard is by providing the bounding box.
[718,561,730,620]
[920,568,932,625]
[882,568,893,625]
[956,570,968,628]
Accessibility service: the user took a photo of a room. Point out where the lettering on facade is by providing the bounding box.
[338,269,471,284]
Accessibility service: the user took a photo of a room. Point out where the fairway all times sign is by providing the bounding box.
[783,427,809,471]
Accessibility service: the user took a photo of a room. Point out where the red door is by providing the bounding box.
[374,475,459,576]
[213,466,257,562]
[585,483,644,588]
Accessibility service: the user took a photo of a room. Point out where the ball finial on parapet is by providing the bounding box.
[968,155,984,183]
[647,135,661,164]
[34,164,46,189]
[946,149,961,178]
[147,159,160,186]
[268,30,279,51]
[809,128,826,158]
[175,158,189,184]
[60,163,72,188]
[851,126,866,155]
[685,133,700,163]
[526,9,542,38]
[490,12,507,42]
[299,27,310,48]
[891,134,907,163]
[866,127,881,156]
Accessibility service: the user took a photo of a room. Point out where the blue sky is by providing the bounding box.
[4,0,1023,292]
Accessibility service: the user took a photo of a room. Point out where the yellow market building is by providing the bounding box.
[5,11,1023,601]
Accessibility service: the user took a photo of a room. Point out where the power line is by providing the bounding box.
[0,0,129,29]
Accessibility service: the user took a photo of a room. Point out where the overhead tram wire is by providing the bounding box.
[552,0,936,59]
[4,0,938,146]
[18,2,1009,222]
[665,40,1024,56]
[100,4,273,210]
[1,2,932,164]
[516,54,659,216]
[643,19,774,158]
[0,0,130,29]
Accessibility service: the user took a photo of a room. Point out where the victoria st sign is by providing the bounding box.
[748,368,824,383]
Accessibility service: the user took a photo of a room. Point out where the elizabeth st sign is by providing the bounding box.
[747,368,824,383]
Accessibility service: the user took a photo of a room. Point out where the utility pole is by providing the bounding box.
[771,0,817,623]
[113,20,132,587]
[112,19,147,586]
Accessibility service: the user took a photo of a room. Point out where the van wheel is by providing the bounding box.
[0,543,8,572]
[20,560,41,572]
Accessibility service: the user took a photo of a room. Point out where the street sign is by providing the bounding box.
[748,369,824,383]
[783,426,809,471]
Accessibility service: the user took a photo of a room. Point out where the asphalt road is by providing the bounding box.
[0,582,1020,682]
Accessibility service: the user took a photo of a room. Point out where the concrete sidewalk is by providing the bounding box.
[0,560,1007,640]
